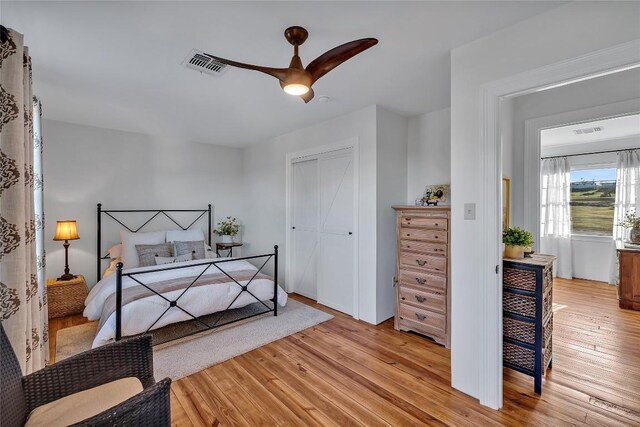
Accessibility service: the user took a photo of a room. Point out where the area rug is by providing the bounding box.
[56,299,332,379]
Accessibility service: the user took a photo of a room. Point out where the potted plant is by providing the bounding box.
[214,217,240,243]
[619,210,640,244]
[503,227,533,260]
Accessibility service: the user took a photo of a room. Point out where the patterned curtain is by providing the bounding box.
[0,28,48,374]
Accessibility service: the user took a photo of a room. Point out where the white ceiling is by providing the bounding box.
[541,113,640,147]
[3,1,562,147]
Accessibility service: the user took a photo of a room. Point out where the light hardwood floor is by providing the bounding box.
[49,278,640,426]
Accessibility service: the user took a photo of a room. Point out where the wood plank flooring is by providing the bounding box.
[48,278,640,426]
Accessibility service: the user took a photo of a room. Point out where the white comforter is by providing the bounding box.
[84,257,287,348]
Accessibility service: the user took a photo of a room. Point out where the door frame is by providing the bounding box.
[285,137,360,319]
[478,39,640,409]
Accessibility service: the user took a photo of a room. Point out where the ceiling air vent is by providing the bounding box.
[183,49,228,76]
[573,126,604,135]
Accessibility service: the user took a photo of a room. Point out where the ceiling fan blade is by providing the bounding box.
[301,88,314,103]
[203,53,289,81]
[305,38,378,83]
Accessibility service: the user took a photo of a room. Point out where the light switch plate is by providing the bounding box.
[464,203,476,220]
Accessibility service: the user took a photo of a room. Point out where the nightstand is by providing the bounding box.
[215,242,243,257]
[47,275,88,319]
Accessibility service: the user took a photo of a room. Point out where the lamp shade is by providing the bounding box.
[53,220,79,241]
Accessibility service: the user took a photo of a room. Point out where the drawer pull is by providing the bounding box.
[416,259,427,266]
[415,295,426,303]
[415,313,427,321]
[415,277,426,285]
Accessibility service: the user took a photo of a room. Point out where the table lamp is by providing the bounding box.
[53,220,80,281]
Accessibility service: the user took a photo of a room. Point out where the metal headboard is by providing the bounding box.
[97,203,212,282]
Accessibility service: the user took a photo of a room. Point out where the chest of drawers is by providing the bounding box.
[503,254,555,394]
[392,206,450,347]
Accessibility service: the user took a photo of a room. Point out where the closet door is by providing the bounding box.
[317,150,355,315]
[291,159,319,299]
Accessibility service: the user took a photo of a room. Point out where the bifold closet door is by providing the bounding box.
[291,159,319,299]
[317,151,354,315]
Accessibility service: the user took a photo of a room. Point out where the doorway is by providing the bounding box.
[497,66,640,413]
[287,143,358,317]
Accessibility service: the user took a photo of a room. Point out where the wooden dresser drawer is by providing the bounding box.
[400,227,448,243]
[400,251,446,274]
[400,216,447,230]
[398,286,445,313]
[398,304,445,334]
[399,269,446,291]
[400,240,447,256]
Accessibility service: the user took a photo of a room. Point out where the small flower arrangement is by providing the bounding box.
[502,227,533,247]
[213,217,240,236]
[619,210,640,229]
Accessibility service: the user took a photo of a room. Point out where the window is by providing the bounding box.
[570,167,616,236]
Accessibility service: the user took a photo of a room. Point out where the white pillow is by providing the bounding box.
[155,253,193,265]
[166,229,205,243]
[205,244,216,259]
[108,244,122,259]
[120,230,166,268]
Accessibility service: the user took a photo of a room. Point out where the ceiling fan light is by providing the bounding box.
[283,83,310,95]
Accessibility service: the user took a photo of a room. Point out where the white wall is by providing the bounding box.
[407,108,451,203]
[242,105,407,324]
[43,119,244,287]
[450,1,640,402]
[242,105,380,322]
[512,68,640,229]
[376,107,408,322]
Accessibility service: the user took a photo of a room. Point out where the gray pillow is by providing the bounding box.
[135,243,173,267]
[174,240,205,260]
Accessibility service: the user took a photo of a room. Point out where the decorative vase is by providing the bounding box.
[221,235,233,244]
[631,227,640,244]
[504,245,525,259]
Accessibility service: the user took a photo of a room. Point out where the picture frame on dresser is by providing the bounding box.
[392,206,450,348]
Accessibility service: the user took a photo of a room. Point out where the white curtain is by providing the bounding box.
[0,28,48,373]
[609,149,640,285]
[540,157,573,279]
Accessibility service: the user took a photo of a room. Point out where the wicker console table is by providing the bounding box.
[503,254,555,394]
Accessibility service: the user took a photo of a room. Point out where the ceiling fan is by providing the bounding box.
[204,26,378,103]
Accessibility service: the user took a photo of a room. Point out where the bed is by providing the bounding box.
[86,204,286,348]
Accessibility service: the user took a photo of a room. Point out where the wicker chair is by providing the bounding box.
[0,322,171,426]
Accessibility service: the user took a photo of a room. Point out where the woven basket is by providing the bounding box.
[503,291,536,318]
[543,288,553,318]
[504,339,553,373]
[47,276,87,318]
[543,266,553,292]
[504,341,535,371]
[503,267,536,292]
[543,317,553,347]
[504,316,553,346]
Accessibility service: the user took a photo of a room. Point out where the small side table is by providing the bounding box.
[47,275,88,319]
[215,242,243,258]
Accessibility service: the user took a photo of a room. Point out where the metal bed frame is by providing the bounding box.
[97,203,278,343]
